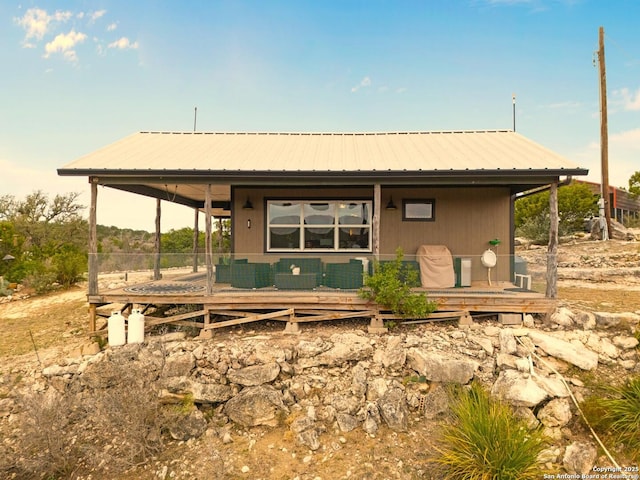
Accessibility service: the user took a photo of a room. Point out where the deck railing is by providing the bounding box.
[91,252,537,295]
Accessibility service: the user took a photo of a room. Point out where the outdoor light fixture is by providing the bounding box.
[247,219,251,229]
[242,198,254,210]
[385,197,397,210]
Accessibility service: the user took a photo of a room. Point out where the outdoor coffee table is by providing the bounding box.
[274,272,316,290]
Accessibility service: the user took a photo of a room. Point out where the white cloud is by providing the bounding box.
[91,10,107,22]
[572,128,640,189]
[351,76,372,92]
[613,87,640,111]
[107,22,118,32]
[44,30,88,62]
[15,8,74,42]
[108,37,139,50]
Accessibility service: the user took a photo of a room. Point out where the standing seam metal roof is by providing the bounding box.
[58,130,586,175]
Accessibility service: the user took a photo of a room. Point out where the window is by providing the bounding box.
[268,200,371,252]
[403,199,435,221]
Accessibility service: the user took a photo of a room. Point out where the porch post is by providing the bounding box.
[205,185,214,294]
[154,198,161,281]
[373,183,381,259]
[192,208,199,273]
[546,182,558,298]
[88,178,98,296]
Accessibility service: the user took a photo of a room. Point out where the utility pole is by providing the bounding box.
[598,26,612,240]
[512,93,516,132]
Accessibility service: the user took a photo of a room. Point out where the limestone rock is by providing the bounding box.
[562,441,597,475]
[491,369,548,407]
[162,351,196,378]
[594,311,640,329]
[298,333,373,368]
[612,335,639,349]
[499,329,517,354]
[468,335,494,355]
[226,362,280,386]
[574,310,596,330]
[537,398,572,427]
[188,381,233,404]
[406,349,479,384]
[421,385,449,420]
[168,408,208,441]
[550,307,575,328]
[377,387,409,432]
[336,413,359,432]
[223,385,287,427]
[381,336,406,369]
[527,331,598,371]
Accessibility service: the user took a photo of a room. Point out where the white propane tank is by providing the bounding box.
[127,308,145,344]
[108,311,126,347]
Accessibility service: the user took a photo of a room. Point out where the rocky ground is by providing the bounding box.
[0,238,639,480]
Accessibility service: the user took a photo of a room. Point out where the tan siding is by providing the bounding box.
[234,186,512,284]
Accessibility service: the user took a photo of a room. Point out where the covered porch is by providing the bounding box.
[87,251,554,336]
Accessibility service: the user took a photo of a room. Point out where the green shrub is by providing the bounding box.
[432,382,547,480]
[359,248,436,319]
[583,376,640,462]
[52,248,86,287]
[22,260,57,294]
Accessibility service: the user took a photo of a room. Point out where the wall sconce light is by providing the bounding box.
[386,197,397,210]
[242,198,254,210]
[247,219,251,229]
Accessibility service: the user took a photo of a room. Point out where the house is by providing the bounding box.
[58,130,588,333]
[575,179,640,224]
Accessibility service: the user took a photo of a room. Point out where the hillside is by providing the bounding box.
[0,238,639,479]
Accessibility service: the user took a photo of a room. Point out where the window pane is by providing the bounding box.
[304,203,334,225]
[339,227,369,249]
[339,202,369,225]
[304,227,334,249]
[269,202,300,224]
[404,201,434,220]
[270,227,300,249]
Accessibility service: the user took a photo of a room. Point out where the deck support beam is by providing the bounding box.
[205,184,214,295]
[154,198,161,281]
[88,178,98,297]
[192,208,199,273]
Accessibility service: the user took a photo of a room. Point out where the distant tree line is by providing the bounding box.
[0,191,230,294]
[515,181,598,244]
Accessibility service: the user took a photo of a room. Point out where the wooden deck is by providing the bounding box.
[88,273,556,335]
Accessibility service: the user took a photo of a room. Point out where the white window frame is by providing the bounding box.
[267,200,372,252]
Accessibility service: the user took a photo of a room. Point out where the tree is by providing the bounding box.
[0,191,87,289]
[629,171,640,198]
[515,181,598,243]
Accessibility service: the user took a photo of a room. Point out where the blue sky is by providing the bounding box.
[1,0,639,231]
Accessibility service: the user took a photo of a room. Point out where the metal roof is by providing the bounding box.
[58,130,587,178]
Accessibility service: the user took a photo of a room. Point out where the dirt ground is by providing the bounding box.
[1,238,639,479]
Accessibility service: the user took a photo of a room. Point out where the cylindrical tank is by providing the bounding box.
[127,308,145,344]
[108,311,126,347]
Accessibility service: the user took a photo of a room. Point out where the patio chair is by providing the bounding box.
[230,262,273,289]
[324,260,364,289]
[215,258,248,283]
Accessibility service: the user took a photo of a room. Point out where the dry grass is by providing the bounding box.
[0,288,87,359]
[558,285,640,313]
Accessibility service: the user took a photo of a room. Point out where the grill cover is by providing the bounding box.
[417,245,455,288]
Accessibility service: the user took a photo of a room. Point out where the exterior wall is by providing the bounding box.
[381,186,512,283]
[232,185,512,283]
